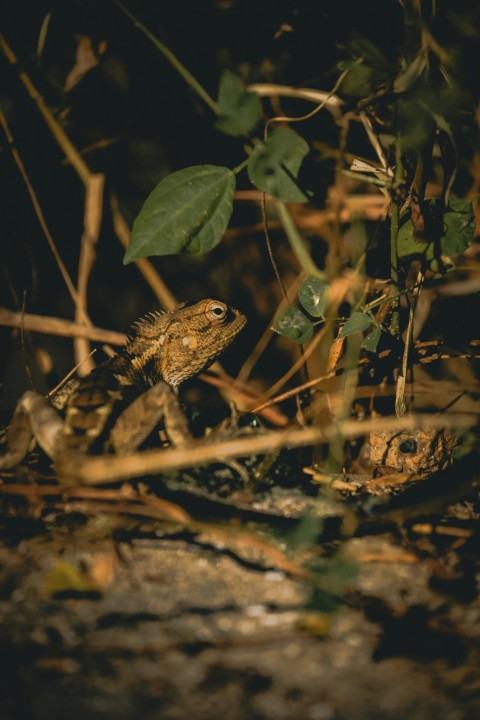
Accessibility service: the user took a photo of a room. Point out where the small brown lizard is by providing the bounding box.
[0,298,246,483]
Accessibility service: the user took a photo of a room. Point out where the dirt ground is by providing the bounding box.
[1,462,479,720]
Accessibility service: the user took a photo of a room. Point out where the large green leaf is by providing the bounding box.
[124,165,235,262]
[215,70,262,137]
[273,306,313,344]
[298,276,329,318]
[247,127,312,202]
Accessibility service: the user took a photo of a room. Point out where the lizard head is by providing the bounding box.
[127,298,246,387]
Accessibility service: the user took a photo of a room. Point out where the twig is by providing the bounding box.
[75,173,106,373]
[0,34,91,185]
[0,307,125,345]
[72,413,476,485]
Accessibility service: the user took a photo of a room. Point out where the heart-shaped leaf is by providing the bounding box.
[247,127,312,202]
[340,312,373,337]
[298,276,329,318]
[273,306,314,344]
[215,70,262,137]
[363,327,382,352]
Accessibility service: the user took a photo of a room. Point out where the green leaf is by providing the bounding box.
[273,306,314,344]
[442,198,476,256]
[363,327,382,352]
[124,165,235,262]
[337,60,386,98]
[340,312,373,337]
[298,276,329,317]
[397,198,475,264]
[215,70,262,137]
[247,127,312,202]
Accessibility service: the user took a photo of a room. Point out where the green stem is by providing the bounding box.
[390,200,400,337]
[389,139,404,337]
[113,0,221,116]
[274,200,327,280]
[232,158,249,175]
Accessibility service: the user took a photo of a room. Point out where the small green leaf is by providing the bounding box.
[247,127,312,202]
[273,306,314,344]
[124,165,235,262]
[340,312,373,337]
[215,70,262,137]
[337,61,381,98]
[363,327,382,352]
[298,277,329,317]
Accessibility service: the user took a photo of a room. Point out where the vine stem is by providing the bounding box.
[274,200,327,280]
[113,0,221,116]
[232,158,249,175]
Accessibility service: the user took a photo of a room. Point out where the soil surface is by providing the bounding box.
[1,459,480,720]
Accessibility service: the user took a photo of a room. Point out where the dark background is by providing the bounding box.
[1,0,479,414]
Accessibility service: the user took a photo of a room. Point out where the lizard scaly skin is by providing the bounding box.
[0,298,246,481]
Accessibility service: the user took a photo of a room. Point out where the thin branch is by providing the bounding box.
[73,413,476,485]
[75,173,106,372]
[0,34,91,185]
[0,307,125,345]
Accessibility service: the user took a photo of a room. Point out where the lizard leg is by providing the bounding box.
[110,381,191,455]
[0,391,63,469]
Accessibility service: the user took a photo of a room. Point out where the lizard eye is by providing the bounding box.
[206,301,227,321]
[399,439,417,454]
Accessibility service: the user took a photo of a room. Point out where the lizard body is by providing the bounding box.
[0,298,246,482]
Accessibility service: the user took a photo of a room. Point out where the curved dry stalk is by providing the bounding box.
[247,84,344,121]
